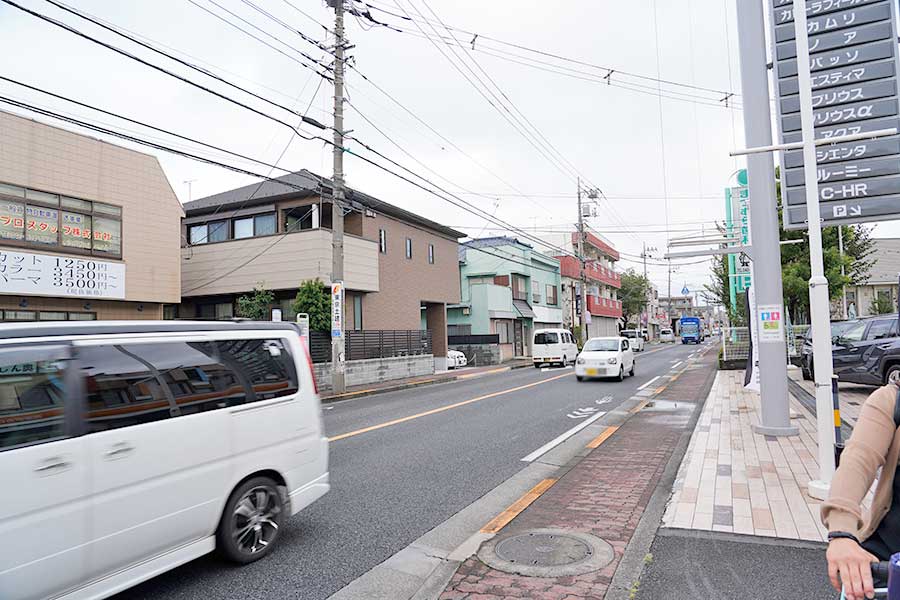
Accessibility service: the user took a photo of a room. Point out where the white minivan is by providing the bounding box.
[0,321,330,600]
[620,329,645,352]
[532,328,579,368]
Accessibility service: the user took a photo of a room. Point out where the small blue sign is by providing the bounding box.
[681,286,690,296]
[332,329,342,338]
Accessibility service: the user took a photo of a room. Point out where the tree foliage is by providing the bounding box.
[619,269,651,327]
[292,279,332,332]
[236,285,275,320]
[870,294,895,315]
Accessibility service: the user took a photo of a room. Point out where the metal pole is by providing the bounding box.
[577,178,587,344]
[735,0,797,437]
[839,226,847,320]
[331,0,347,394]
[790,0,836,498]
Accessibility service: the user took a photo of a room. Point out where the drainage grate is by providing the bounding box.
[478,528,614,578]
[495,533,591,567]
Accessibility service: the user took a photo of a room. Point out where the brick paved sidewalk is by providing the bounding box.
[439,353,718,599]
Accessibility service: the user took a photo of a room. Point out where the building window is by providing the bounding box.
[0,184,122,257]
[254,214,276,236]
[448,324,472,336]
[198,302,234,320]
[189,224,208,245]
[546,284,559,306]
[353,295,363,331]
[206,220,229,243]
[163,305,178,320]
[512,276,528,301]
[531,280,542,304]
[379,229,387,254]
[406,238,413,259]
[428,244,434,264]
[284,204,319,232]
[0,310,96,322]
[233,217,254,239]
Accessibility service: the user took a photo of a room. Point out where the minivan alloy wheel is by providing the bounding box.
[232,486,281,555]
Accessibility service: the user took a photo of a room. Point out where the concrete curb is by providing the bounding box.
[606,348,719,600]
[328,352,712,600]
[321,361,533,404]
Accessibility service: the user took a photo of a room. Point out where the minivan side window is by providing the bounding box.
[0,345,69,450]
[214,338,298,402]
[622,340,629,351]
[866,319,896,341]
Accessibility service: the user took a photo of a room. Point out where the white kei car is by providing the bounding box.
[576,336,636,382]
[448,350,468,369]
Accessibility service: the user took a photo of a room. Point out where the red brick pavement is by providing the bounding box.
[440,356,716,600]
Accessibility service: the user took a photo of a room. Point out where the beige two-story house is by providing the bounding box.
[179,170,463,367]
[0,110,182,321]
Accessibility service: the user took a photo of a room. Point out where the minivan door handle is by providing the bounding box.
[104,442,135,460]
[34,457,72,475]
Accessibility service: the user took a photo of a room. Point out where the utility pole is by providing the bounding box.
[576,177,587,344]
[331,0,347,394]
[838,226,848,320]
[735,0,797,439]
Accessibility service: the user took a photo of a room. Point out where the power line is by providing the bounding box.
[362,0,738,100]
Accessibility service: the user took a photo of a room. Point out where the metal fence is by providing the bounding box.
[720,324,810,361]
[721,327,751,361]
[308,329,433,363]
[448,334,500,345]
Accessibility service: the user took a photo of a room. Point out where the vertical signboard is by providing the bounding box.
[331,281,344,339]
[769,0,900,228]
[726,170,752,307]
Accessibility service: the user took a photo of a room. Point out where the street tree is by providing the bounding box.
[236,285,275,320]
[292,279,332,332]
[619,269,651,327]
[870,294,895,315]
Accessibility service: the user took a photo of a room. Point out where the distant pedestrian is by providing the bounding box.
[822,382,900,600]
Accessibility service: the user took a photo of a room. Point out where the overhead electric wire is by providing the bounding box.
[37,0,332,116]
[238,0,336,56]
[362,0,738,99]
[185,0,332,78]
[9,0,580,259]
[278,0,334,35]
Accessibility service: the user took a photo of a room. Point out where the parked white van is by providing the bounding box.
[532,328,578,368]
[0,321,329,600]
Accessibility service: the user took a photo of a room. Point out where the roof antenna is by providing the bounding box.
[470,33,478,49]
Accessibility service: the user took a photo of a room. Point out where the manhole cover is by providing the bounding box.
[478,528,614,578]
[495,533,591,567]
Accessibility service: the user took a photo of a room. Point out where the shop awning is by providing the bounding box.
[513,299,536,319]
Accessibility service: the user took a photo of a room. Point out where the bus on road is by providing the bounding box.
[680,317,702,344]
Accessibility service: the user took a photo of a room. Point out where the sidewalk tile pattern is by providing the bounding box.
[662,370,877,542]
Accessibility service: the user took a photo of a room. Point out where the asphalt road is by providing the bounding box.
[117,341,709,600]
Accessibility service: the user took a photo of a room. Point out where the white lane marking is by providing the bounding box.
[323,406,335,411]
[596,395,613,406]
[521,410,608,463]
[672,361,683,369]
[567,407,599,419]
[637,376,661,391]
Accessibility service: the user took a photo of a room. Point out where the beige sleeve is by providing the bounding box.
[821,386,897,537]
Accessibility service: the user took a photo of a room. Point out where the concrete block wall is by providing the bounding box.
[314,354,435,392]
[449,344,501,367]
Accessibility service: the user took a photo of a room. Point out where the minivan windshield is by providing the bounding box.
[534,332,559,345]
[583,339,619,352]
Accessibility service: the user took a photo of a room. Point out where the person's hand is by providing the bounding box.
[827,537,878,600]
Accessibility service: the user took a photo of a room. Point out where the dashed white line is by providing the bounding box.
[637,376,661,391]
[521,410,608,463]
[672,361,683,369]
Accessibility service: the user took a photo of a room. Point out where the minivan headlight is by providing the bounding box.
[607,357,618,364]
[577,357,586,365]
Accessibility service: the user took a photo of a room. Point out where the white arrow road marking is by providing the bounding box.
[522,410,609,462]
[567,407,600,419]
[637,376,661,391]
[595,395,613,405]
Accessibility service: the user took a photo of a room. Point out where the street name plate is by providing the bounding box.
[768,0,900,229]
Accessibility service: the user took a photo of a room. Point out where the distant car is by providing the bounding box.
[447,349,467,369]
[576,336,635,382]
[660,328,675,343]
[532,328,578,368]
[620,329,645,352]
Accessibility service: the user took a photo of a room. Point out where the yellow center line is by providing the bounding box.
[329,371,573,442]
[587,426,619,448]
[480,478,558,534]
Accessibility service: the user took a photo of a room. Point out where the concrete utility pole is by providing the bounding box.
[790,0,836,497]
[577,178,588,344]
[735,0,797,438]
[331,0,347,394]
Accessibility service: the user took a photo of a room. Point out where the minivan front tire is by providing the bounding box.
[217,476,285,564]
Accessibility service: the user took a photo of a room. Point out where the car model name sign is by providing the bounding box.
[768,0,900,229]
[0,249,125,299]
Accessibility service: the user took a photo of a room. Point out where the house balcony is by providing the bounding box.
[557,256,621,289]
[181,229,379,297]
[587,296,623,319]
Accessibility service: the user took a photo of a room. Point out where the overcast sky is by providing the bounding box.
[2,0,894,299]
